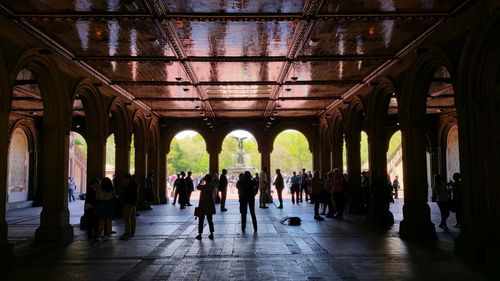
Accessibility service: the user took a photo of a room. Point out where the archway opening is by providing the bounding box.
[387,130,403,199]
[166,130,209,195]
[219,130,260,197]
[360,131,369,172]
[7,128,30,207]
[342,134,347,171]
[271,129,312,198]
[68,131,87,201]
[130,133,135,174]
[446,125,460,182]
[105,134,116,178]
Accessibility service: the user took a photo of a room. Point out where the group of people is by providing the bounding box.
[83,171,156,241]
[432,172,462,231]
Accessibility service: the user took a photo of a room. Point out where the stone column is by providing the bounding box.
[331,134,343,171]
[114,135,130,196]
[319,136,331,177]
[148,147,160,204]
[346,129,363,214]
[260,147,270,174]
[135,143,147,210]
[0,110,14,262]
[86,133,106,182]
[399,123,436,239]
[158,147,167,204]
[35,124,74,242]
[209,148,220,176]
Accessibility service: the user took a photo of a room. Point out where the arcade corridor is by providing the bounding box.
[1,0,500,280]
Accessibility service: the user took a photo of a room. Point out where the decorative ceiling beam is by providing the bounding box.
[13,11,449,21]
[111,80,361,86]
[76,54,394,62]
[152,108,325,112]
[135,96,342,101]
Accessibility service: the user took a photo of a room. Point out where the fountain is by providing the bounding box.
[225,136,254,174]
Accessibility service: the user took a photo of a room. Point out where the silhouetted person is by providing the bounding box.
[185,171,194,206]
[238,171,258,233]
[68,177,76,202]
[84,177,100,240]
[177,171,188,209]
[433,174,450,231]
[392,175,400,199]
[259,167,268,208]
[299,168,309,203]
[97,177,115,240]
[310,171,324,221]
[332,168,347,220]
[219,169,228,212]
[450,173,462,228]
[322,171,334,218]
[144,171,155,210]
[290,171,300,204]
[196,174,215,240]
[172,173,180,205]
[372,170,394,228]
[120,174,138,239]
[273,169,284,208]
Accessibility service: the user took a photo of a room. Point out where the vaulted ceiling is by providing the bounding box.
[1,0,464,121]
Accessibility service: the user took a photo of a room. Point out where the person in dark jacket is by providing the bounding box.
[372,170,394,228]
[144,171,155,210]
[185,171,194,207]
[238,171,258,233]
[120,174,138,239]
[84,177,100,240]
[177,171,188,209]
[196,174,216,240]
[219,169,228,212]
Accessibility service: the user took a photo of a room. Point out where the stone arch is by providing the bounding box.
[7,119,39,203]
[163,124,210,153]
[0,48,9,113]
[399,49,457,128]
[217,122,265,154]
[330,110,345,171]
[8,49,71,127]
[108,99,131,140]
[267,121,316,154]
[71,79,106,135]
[131,110,149,148]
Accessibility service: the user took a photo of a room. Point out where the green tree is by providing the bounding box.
[167,133,209,175]
[271,130,312,174]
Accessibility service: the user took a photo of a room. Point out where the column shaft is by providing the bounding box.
[86,133,106,182]
[0,111,14,262]
[135,144,147,210]
[35,124,74,242]
[346,130,362,214]
[399,125,436,239]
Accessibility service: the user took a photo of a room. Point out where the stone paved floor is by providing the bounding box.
[3,198,493,281]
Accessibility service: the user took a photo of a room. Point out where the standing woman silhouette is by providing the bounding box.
[196,174,216,240]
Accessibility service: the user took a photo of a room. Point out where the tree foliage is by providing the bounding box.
[271,130,312,174]
[167,134,209,174]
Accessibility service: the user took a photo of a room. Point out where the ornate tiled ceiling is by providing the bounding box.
[1,0,465,119]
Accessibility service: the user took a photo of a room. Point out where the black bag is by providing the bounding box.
[194,207,204,218]
[280,216,301,226]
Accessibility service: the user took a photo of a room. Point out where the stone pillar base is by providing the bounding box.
[399,218,436,240]
[0,241,14,265]
[35,225,74,243]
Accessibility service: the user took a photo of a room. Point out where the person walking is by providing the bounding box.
[273,169,284,209]
[259,167,269,209]
[372,170,394,228]
[185,171,194,207]
[144,171,155,210]
[310,171,324,221]
[290,171,300,204]
[433,174,450,231]
[171,173,180,206]
[97,177,116,240]
[195,174,216,240]
[68,177,76,202]
[120,174,138,239]
[219,169,228,212]
[238,171,258,233]
[392,175,400,199]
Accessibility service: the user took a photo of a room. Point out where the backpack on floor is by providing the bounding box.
[280,216,301,226]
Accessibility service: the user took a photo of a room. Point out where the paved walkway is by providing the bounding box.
[3,199,490,280]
